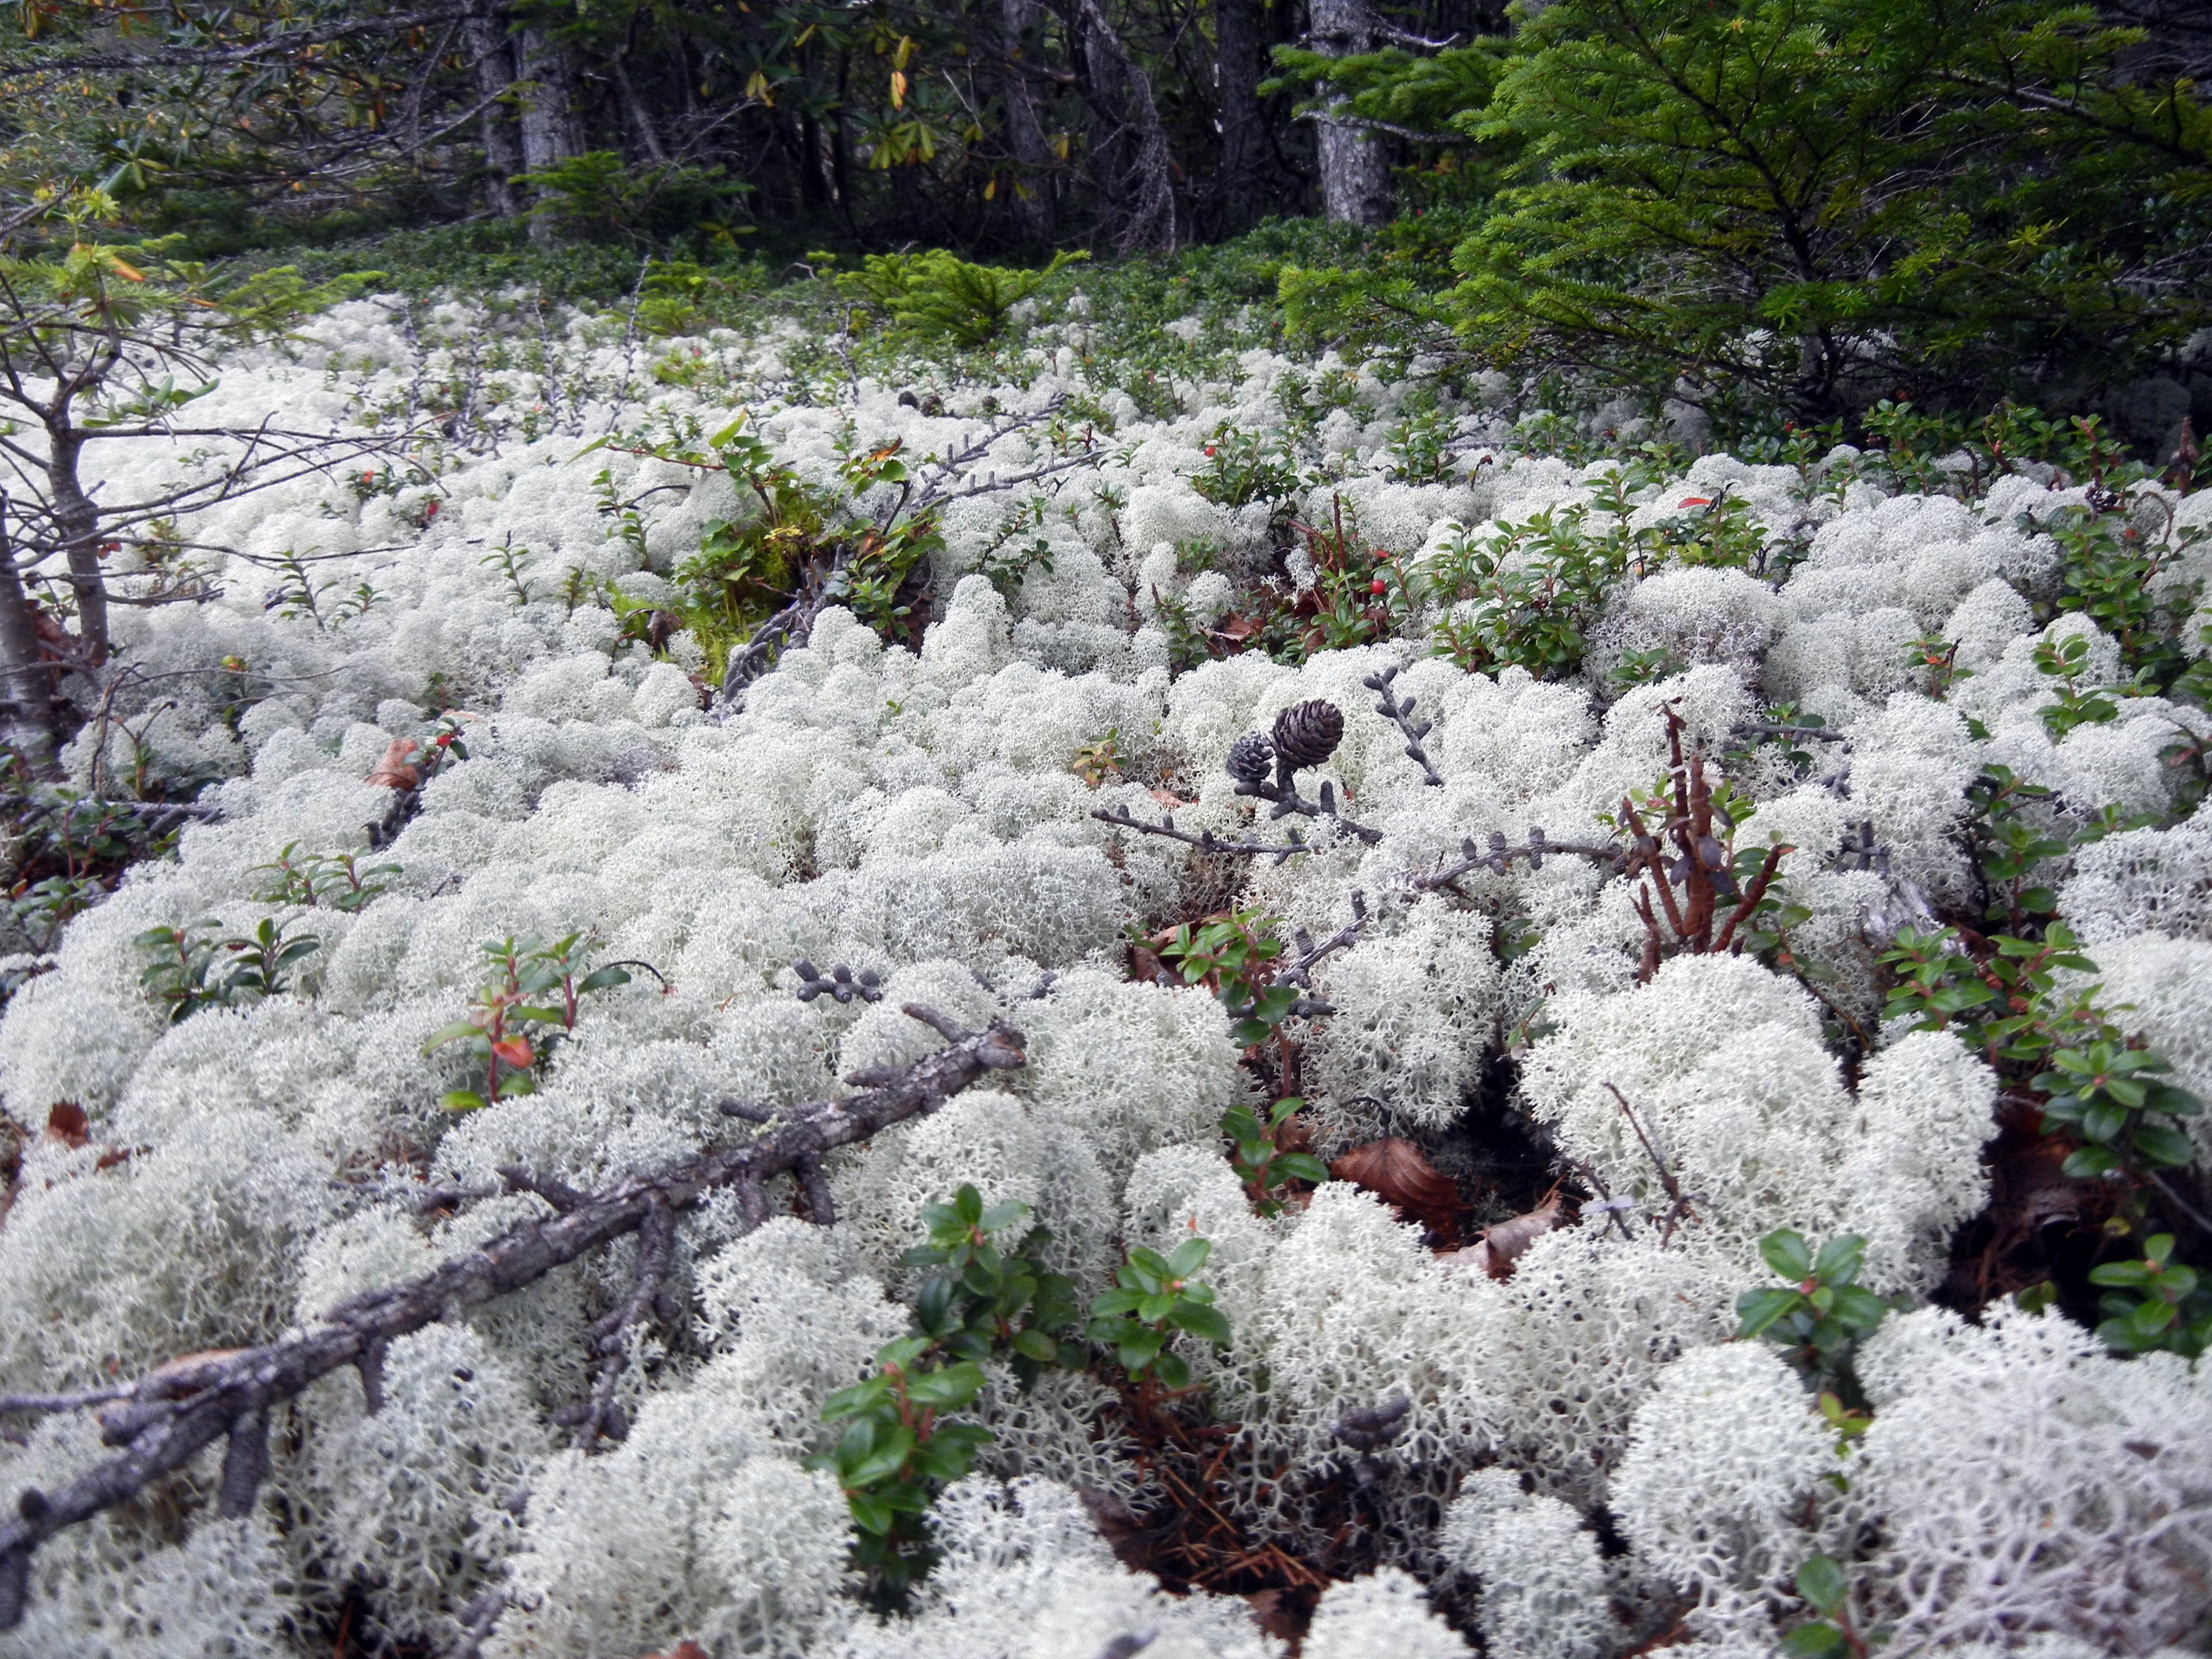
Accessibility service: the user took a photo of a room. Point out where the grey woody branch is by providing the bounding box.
[0,1004,1024,1632]
[1089,803,1320,864]
[1414,828,1623,891]
[1361,664,1444,788]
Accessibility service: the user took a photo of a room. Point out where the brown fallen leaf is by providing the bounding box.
[1462,1193,1563,1280]
[1331,1136,1459,1246]
[44,1101,89,1149]
[365,737,421,790]
[1128,941,1168,984]
[1148,787,1191,808]
[1246,1588,1305,1643]
[639,1644,710,1659]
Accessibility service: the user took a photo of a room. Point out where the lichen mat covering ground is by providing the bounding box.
[2,290,2210,1659]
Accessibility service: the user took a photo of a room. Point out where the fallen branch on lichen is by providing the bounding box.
[0,1003,1024,1631]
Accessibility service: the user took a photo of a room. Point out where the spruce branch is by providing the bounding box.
[0,1004,1024,1631]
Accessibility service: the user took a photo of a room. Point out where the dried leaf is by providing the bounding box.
[640,1644,711,1659]
[1246,1589,1303,1642]
[1330,1137,1459,1245]
[1216,613,1261,641]
[1147,788,1190,808]
[365,737,421,790]
[1464,1194,1562,1281]
[44,1102,89,1148]
[1127,942,1167,984]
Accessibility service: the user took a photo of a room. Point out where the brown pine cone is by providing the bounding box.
[1225,732,1275,789]
[1271,699,1344,771]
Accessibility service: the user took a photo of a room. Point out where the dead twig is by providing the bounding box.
[1090,805,1318,864]
[1414,827,1620,891]
[1360,664,1444,787]
[0,1004,1025,1631]
[1603,1082,1702,1246]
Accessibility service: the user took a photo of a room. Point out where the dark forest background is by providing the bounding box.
[2,0,2210,434]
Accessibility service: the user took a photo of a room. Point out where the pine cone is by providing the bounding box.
[1225,732,1276,788]
[1271,699,1344,771]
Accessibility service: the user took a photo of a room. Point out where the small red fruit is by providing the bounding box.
[1370,577,1388,596]
[1679,497,1711,508]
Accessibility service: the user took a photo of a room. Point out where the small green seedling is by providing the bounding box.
[2091,1233,2212,1358]
[1087,1235,1230,1391]
[1222,1097,1329,1215]
[1736,1231,1892,1400]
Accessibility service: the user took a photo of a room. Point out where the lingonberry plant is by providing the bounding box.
[1159,908,1296,1047]
[1736,1230,1893,1405]
[248,843,402,912]
[421,933,635,1111]
[1221,1096,1329,1216]
[2090,1233,2212,1358]
[1086,1236,1230,1394]
[135,915,324,1022]
[818,1185,1076,1594]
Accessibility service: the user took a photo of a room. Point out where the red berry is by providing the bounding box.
[1370,577,1387,596]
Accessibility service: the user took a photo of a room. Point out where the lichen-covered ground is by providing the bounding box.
[2,288,2209,1658]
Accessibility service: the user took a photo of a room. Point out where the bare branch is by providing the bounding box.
[0,9,468,75]
[1361,663,1444,787]
[0,1005,1026,1629]
[1413,827,1621,891]
[1088,804,1318,863]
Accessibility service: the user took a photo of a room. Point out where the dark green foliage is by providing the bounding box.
[817,1183,1227,1594]
[2033,1041,2201,1182]
[842,249,1087,347]
[1086,1236,1230,1389]
[135,915,322,1022]
[421,934,633,1112]
[2091,1234,2212,1358]
[1191,422,1308,512]
[1443,0,2212,420]
[2039,503,2210,693]
[1783,1552,1882,1658]
[1423,508,1625,680]
[513,152,753,249]
[1158,908,1295,1047]
[248,843,401,914]
[1876,917,2203,1209]
[817,1184,1077,1591]
[1736,1230,1893,1402]
[1222,1097,1330,1216]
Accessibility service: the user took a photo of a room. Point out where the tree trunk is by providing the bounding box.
[1308,0,1392,225]
[515,24,580,243]
[45,431,107,669]
[613,50,669,166]
[1068,0,1176,251]
[1213,0,1265,232]
[0,497,61,780]
[999,0,1056,245]
[462,0,523,218]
